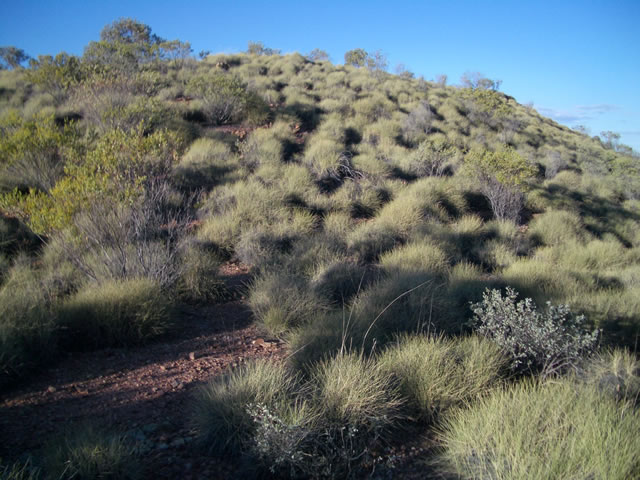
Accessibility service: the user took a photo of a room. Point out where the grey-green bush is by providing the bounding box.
[471,287,599,373]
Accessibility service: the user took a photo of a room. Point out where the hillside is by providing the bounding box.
[1,19,639,479]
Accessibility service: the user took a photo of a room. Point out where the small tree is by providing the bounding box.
[460,71,501,91]
[0,46,30,69]
[435,74,448,87]
[307,48,329,62]
[344,48,368,67]
[366,49,388,73]
[464,146,536,222]
[247,41,280,56]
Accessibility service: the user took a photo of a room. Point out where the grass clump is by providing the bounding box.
[249,271,329,336]
[581,348,640,405]
[529,209,588,246]
[193,359,297,456]
[379,334,507,423]
[42,423,140,480]
[58,278,171,349]
[0,262,57,386]
[438,379,640,480]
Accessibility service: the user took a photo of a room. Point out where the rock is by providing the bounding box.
[188,352,196,361]
[47,386,56,393]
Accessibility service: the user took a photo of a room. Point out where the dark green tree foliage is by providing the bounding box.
[0,46,30,69]
[27,53,84,100]
[83,18,190,72]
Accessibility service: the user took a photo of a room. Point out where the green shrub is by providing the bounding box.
[471,287,599,373]
[193,360,297,456]
[463,146,536,221]
[438,379,640,480]
[58,278,171,349]
[0,262,56,386]
[42,423,140,480]
[405,138,458,177]
[379,334,507,422]
[185,73,268,125]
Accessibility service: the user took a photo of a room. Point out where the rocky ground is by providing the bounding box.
[0,262,433,479]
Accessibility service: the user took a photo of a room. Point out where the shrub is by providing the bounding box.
[193,360,297,456]
[438,379,640,480]
[379,334,507,423]
[471,287,599,373]
[405,138,457,177]
[0,112,79,192]
[185,73,261,125]
[42,423,140,480]
[464,146,536,221]
[58,277,171,349]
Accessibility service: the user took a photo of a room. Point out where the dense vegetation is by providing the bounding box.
[1,19,639,478]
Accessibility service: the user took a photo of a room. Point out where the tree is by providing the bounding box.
[435,74,448,87]
[83,18,172,71]
[366,50,388,73]
[344,48,368,67]
[0,46,30,69]
[460,71,501,91]
[307,48,329,62]
[464,146,536,222]
[26,53,83,101]
[247,41,280,56]
[600,130,620,150]
[395,63,414,79]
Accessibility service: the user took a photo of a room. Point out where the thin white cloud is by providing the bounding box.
[537,104,620,125]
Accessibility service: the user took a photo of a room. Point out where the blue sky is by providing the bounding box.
[1,0,638,151]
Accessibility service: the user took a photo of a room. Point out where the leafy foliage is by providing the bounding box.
[464,146,536,221]
[471,287,599,373]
